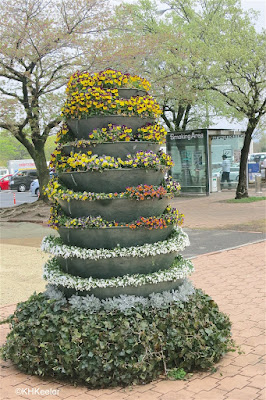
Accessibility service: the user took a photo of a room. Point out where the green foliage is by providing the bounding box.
[44,135,57,161]
[167,367,187,380]
[1,289,235,388]
[0,131,30,166]
[253,132,266,152]
[226,197,266,203]
[0,130,57,167]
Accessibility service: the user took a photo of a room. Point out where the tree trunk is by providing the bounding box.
[235,119,257,199]
[7,125,50,201]
[33,145,50,201]
[182,104,191,130]
[174,105,185,130]
[161,103,192,132]
[161,111,174,131]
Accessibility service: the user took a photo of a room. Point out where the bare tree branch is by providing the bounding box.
[0,87,23,102]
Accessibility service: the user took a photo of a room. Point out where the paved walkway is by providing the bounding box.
[1,241,265,400]
[1,191,265,398]
[171,190,266,231]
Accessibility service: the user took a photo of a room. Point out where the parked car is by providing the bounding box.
[248,153,266,170]
[30,179,40,196]
[30,170,56,196]
[0,174,12,191]
[10,169,38,192]
[212,164,240,182]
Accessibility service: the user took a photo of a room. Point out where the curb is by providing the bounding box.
[0,219,49,225]
[189,238,266,259]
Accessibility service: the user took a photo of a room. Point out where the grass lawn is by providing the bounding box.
[226,196,266,203]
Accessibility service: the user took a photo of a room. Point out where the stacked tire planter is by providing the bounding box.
[2,70,234,388]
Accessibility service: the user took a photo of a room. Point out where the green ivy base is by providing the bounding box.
[1,290,235,388]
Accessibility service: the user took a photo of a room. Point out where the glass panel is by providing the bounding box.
[210,134,244,188]
[167,130,208,193]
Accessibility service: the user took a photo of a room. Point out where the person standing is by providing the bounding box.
[221,155,231,189]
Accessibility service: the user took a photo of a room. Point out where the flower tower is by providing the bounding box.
[43,69,193,298]
[2,70,234,388]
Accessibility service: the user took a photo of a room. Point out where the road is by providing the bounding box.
[181,228,265,258]
[0,190,265,258]
[0,190,38,208]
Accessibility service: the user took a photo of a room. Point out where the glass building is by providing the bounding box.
[166,129,245,194]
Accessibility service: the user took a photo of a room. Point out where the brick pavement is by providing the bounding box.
[1,241,265,400]
[171,190,266,231]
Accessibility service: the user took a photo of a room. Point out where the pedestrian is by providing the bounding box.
[221,155,231,189]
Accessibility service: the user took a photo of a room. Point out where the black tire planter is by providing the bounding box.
[66,116,155,139]
[58,225,173,249]
[58,169,165,193]
[57,252,177,278]
[57,197,169,221]
[117,88,147,99]
[61,141,160,158]
[57,278,185,299]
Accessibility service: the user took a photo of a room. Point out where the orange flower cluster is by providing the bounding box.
[125,185,167,200]
[125,207,183,229]
[127,216,168,230]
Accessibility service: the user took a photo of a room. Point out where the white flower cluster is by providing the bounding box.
[43,256,194,291]
[44,280,195,312]
[41,228,190,261]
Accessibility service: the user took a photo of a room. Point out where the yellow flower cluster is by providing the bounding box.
[46,179,96,203]
[55,122,167,147]
[61,89,161,119]
[67,73,97,94]
[136,124,167,144]
[55,124,75,144]
[49,147,62,169]
[160,152,173,166]
[45,178,61,199]
[55,150,173,173]
[66,69,151,94]
[45,179,92,202]
[90,125,133,142]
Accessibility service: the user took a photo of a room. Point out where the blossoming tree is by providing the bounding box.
[0,0,111,197]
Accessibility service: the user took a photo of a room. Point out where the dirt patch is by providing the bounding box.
[0,244,48,306]
[0,200,50,223]
[1,237,49,247]
[221,219,266,233]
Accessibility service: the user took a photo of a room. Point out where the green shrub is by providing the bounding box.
[1,289,235,388]
[167,367,187,380]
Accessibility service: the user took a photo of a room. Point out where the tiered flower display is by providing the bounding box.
[2,69,234,388]
[44,69,192,298]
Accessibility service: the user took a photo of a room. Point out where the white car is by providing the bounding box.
[30,179,40,196]
[212,164,240,182]
[30,170,56,196]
